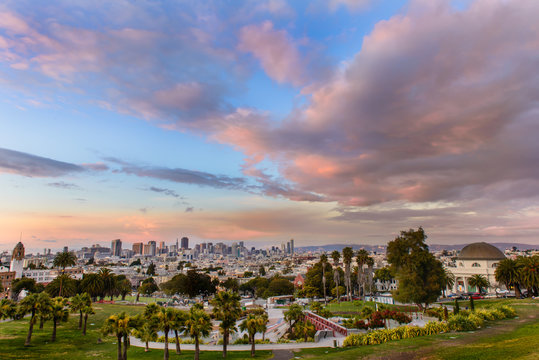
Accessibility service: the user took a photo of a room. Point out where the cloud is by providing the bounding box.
[215,0,539,208]
[0,147,84,177]
[82,162,109,171]
[239,21,305,86]
[146,186,181,198]
[47,181,80,190]
[328,0,371,12]
[185,207,194,213]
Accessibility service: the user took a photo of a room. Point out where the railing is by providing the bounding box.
[304,310,348,336]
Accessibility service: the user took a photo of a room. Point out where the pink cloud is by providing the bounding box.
[239,21,305,86]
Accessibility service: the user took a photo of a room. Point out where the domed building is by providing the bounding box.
[448,242,506,294]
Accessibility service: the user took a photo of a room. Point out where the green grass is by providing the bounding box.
[326,301,418,314]
[0,303,270,360]
[121,295,169,304]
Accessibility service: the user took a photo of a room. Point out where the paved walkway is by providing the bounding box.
[130,337,339,351]
[272,349,295,360]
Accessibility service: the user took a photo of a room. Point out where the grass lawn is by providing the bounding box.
[296,299,539,360]
[326,301,418,314]
[0,303,270,360]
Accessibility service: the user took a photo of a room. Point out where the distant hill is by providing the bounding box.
[296,242,538,253]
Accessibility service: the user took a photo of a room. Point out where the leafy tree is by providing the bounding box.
[495,258,522,297]
[258,265,266,276]
[374,266,393,291]
[184,307,212,360]
[19,292,52,346]
[294,321,316,342]
[161,270,217,298]
[284,304,303,330]
[0,299,16,320]
[170,309,187,355]
[468,274,489,294]
[212,291,242,358]
[11,277,37,300]
[117,278,133,300]
[102,312,134,360]
[331,250,342,302]
[356,249,370,298]
[50,297,69,341]
[53,251,77,297]
[239,313,268,357]
[146,262,156,276]
[130,259,141,266]
[441,268,455,296]
[70,293,87,329]
[320,254,328,304]
[81,301,95,335]
[80,273,105,301]
[132,320,157,353]
[239,277,269,297]
[517,255,539,297]
[342,247,354,301]
[140,277,159,296]
[297,285,319,299]
[243,271,254,278]
[387,227,445,310]
[221,278,239,293]
[99,268,117,300]
[264,277,294,298]
[46,274,77,297]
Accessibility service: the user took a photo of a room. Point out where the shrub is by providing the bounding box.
[425,307,444,321]
[423,321,449,335]
[497,305,516,318]
[403,325,423,339]
[448,314,477,332]
[468,314,484,328]
[343,333,366,347]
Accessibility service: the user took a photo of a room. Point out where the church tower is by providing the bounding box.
[10,242,25,279]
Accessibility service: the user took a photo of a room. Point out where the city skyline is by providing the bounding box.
[1,0,539,251]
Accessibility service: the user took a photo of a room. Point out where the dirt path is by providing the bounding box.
[364,305,539,360]
[272,349,295,360]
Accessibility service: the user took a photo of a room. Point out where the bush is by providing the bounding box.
[448,314,477,332]
[468,313,484,328]
[423,321,449,335]
[425,307,444,321]
[156,336,198,344]
[497,305,517,318]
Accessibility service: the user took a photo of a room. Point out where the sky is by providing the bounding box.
[1,0,539,253]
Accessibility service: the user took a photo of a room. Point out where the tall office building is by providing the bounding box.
[180,237,189,249]
[111,239,122,257]
[286,242,291,254]
[148,241,157,256]
[290,239,294,255]
[132,242,143,255]
[231,242,238,257]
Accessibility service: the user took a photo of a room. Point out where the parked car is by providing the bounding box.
[447,293,464,300]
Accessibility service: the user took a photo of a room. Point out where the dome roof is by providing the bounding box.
[458,242,505,260]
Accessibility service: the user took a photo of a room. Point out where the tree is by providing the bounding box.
[331,250,341,303]
[146,262,156,276]
[70,293,86,330]
[81,301,95,335]
[46,274,77,297]
[495,258,522,297]
[356,249,370,298]
[387,227,445,310]
[130,259,141,267]
[342,247,354,301]
[212,291,242,358]
[264,277,294,298]
[294,321,316,342]
[161,270,217,298]
[467,274,489,294]
[117,278,133,300]
[102,312,133,360]
[440,268,455,297]
[140,277,159,296]
[99,268,117,300]
[19,292,52,346]
[50,297,69,341]
[132,320,157,353]
[184,307,212,360]
[80,273,105,301]
[0,299,16,320]
[240,313,267,357]
[284,304,303,330]
[374,266,393,291]
[258,265,266,276]
[170,309,187,355]
[221,278,239,293]
[11,277,37,300]
[53,251,77,297]
[517,255,539,297]
[320,254,328,305]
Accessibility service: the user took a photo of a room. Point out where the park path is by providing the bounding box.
[272,350,295,360]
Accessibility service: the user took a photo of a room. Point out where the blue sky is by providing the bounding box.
[1,0,538,252]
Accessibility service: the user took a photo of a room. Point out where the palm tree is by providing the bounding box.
[441,268,455,297]
[0,299,16,320]
[468,274,490,294]
[342,247,354,301]
[50,297,69,341]
[356,249,370,298]
[295,321,315,342]
[37,296,53,330]
[99,268,117,301]
[212,291,242,358]
[239,313,268,357]
[170,309,187,355]
[183,307,212,360]
[320,254,328,305]
[81,302,95,335]
[80,273,105,301]
[495,258,522,297]
[102,312,132,360]
[284,304,303,333]
[117,278,133,300]
[19,292,52,346]
[518,255,539,297]
[53,251,77,297]
[331,251,341,303]
[70,294,85,330]
[132,319,158,352]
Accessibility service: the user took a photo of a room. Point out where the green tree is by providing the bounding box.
[146,262,156,276]
[140,277,159,296]
[221,278,239,293]
[374,266,393,291]
[387,227,445,310]
[239,313,268,357]
[258,265,266,276]
[356,249,370,298]
[11,277,37,300]
[294,321,316,342]
[284,303,303,330]
[50,297,69,341]
[468,274,489,294]
[212,291,242,358]
[19,292,52,346]
[80,273,105,301]
[117,278,133,300]
[0,299,17,320]
[46,274,77,297]
[331,250,341,303]
[264,277,295,298]
[320,254,328,304]
[170,309,187,355]
[53,251,77,297]
[183,307,212,360]
[441,268,455,297]
[517,255,539,297]
[99,268,117,300]
[342,247,354,301]
[495,258,522,297]
[69,293,86,329]
[81,301,95,335]
[132,320,157,352]
[102,312,133,360]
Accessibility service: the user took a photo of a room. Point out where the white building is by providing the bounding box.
[447,242,506,294]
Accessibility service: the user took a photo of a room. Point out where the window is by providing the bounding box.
[492,263,498,268]
[472,262,481,267]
